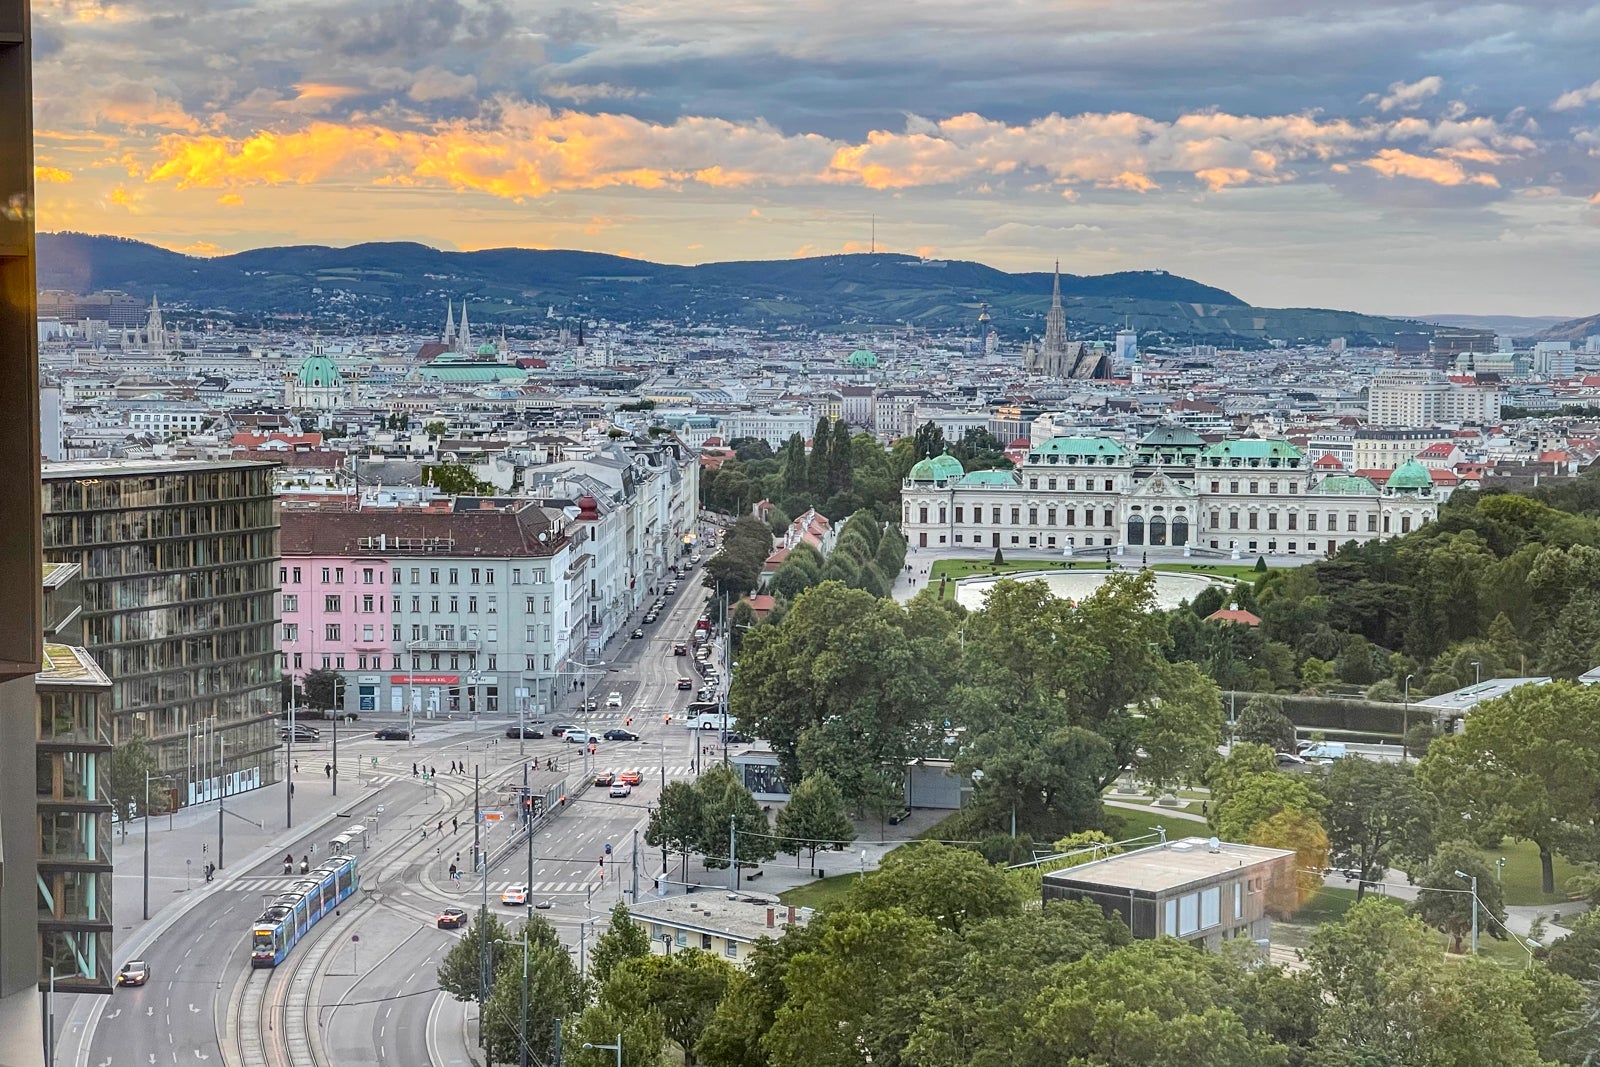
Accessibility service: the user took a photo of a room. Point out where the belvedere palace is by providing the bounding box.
[900,425,1438,558]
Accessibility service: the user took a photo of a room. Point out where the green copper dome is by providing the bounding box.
[958,469,1019,486]
[1026,436,1125,464]
[1385,459,1434,491]
[296,354,339,388]
[477,341,499,357]
[907,453,965,483]
[1314,475,1380,496]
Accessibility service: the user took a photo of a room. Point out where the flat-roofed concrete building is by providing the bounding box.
[629,895,811,968]
[1042,836,1296,951]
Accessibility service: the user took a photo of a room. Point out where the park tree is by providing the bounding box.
[1413,841,1507,954]
[1248,808,1329,916]
[1211,768,1323,844]
[1132,661,1223,793]
[481,927,583,1067]
[774,772,856,874]
[645,780,705,881]
[806,416,832,500]
[588,901,653,987]
[698,921,824,1067]
[105,737,159,839]
[1322,757,1432,900]
[633,950,739,1066]
[1232,695,1296,751]
[437,910,512,1006]
[704,517,773,599]
[847,843,1022,934]
[911,421,945,461]
[697,765,778,874]
[1415,680,1600,894]
[568,964,667,1067]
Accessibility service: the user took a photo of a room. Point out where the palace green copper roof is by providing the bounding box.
[907,453,965,482]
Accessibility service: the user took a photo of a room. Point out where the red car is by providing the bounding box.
[618,770,643,786]
[677,678,693,690]
[436,908,468,929]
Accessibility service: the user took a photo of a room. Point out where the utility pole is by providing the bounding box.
[477,763,489,1047]
[287,699,295,828]
[332,676,343,797]
[216,725,225,870]
[729,812,737,891]
[630,827,639,902]
[518,925,530,1067]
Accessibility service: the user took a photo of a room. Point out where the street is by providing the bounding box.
[58,564,718,1067]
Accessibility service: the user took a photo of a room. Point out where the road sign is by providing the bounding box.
[604,842,612,855]
[376,806,385,815]
[351,934,360,942]
[482,810,503,822]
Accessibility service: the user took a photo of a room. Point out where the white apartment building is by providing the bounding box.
[1367,369,1501,427]
[721,409,814,449]
[901,429,1438,560]
[1351,428,1454,471]
[1533,343,1576,379]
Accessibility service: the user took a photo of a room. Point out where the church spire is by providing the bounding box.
[458,300,471,353]
[1052,259,1062,307]
[443,299,456,345]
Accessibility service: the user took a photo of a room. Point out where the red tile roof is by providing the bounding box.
[1205,607,1262,626]
[280,504,566,558]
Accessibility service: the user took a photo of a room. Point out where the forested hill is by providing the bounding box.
[38,232,1425,346]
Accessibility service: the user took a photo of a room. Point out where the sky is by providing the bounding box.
[25,0,1600,317]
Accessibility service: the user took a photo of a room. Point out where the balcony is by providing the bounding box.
[406,638,482,653]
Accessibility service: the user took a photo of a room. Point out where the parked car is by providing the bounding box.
[606,691,623,708]
[603,729,639,742]
[1275,751,1308,766]
[116,960,149,987]
[644,613,658,624]
[664,584,677,595]
[504,725,545,739]
[374,727,410,741]
[677,678,693,690]
[609,782,633,798]
[592,772,615,786]
[436,907,468,929]
[631,628,645,639]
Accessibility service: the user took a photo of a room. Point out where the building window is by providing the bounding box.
[1287,512,1297,530]
[284,623,299,642]
[1308,513,1318,531]
[430,596,440,613]
[362,625,374,642]
[292,567,302,583]
[1268,481,1278,494]
[1210,481,1220,494]
[1370,514,1380,532]
[512,568,522,585]
[1267,512,1278,531]
[283,595,299,613]
[362,568,374,584]
[1210,510,1221,528]
[392,568,401,585]
[1067,479,1077,491]
[336,568,345,583]
[471,568,481,584]
[362,594,375,612]
[449,568,459,584]
[1248,512,1258,530]
[393,624,401,642]
[1065,508,1076,526]
[430,569,440,585]
[1103,509,1113,527]
[1029,478,1038,489]
[325,624,340,641]
[1229,481,1239,494]
[1401,515,1412,533]
[1347,513,1358,532]
[725,942,738,959]
[392,655,402,670]
[1047,478,1057,490]
[1235,883,1244,919]
[1249,482,1259,494]
[1010,507,1020,524]
[1047,508,1056,525]
[412,568,421,583]
[1201,886,1221,929]
[321,568,330,583]
[991,507,1001,523]
[954,506,964,523]
[468,596,478,613]
[1288,482,1298,494]
[293,653,303,670]
[321,654,331,669]
[279,566,287,583]
[919,506,928,524]
[324,594,340,613]
[1104,479,1114,492]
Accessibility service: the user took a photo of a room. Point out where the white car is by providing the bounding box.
[501,884,528,906]
[609,782,632,798]
[605,691,623,708]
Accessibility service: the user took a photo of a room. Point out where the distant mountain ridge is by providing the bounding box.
[1536,312,1600,344]
[37,233,1426,347]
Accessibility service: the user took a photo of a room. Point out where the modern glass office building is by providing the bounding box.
[41,461,282,803]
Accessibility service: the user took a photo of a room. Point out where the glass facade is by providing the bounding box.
[42,462,282,803]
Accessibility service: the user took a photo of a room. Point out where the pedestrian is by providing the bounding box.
[294,760,299,774]
[430,765,437,777]
[1201,800,1209,817]
[436,819,443,835]
[452,816,458,833]
[324,762,332,778]
[290,782,295,797]
[449,863,457,879]
[412,762,418,776]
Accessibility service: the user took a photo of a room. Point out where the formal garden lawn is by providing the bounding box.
[927,559,1268,601]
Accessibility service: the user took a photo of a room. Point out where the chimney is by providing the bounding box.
[766,907,775,929]
[787,905,797,925]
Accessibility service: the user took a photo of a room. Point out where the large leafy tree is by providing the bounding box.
[704,516,774,599]
[1412,841,1507,954]
[846,843,1021,935]
[1322,757,1432,900]
[697,765,777,873]
[481,921,583,1067]
[568,963,667,1067]
[299,667,343,711]
[1416,680,1600,894]
[646,780,706,880]
[697,921,824,1067]
[105,737,159,839]
[1133,661,1223,793]
[588,901,653,988]
[633,950,739,1066]
[774,772,856,873]
[437,910,511,1005]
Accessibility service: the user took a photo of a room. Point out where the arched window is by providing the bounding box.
[1171,515,1189,546]
[1150,515,1168,546]
[1126,514,1145,545]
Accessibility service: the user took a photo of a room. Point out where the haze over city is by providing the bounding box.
[27,0,1600,318]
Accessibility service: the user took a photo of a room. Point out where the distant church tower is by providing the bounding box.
[457,300,471,354]
[442,300,457,347]
[145,294,168,354]
[1023,261,1102,379]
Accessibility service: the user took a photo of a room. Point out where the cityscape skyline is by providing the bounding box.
[27,0,1600,319]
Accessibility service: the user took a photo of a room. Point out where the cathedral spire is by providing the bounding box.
[458,300,471,352]
[1052,259,1062,307]
[443,299,456,345]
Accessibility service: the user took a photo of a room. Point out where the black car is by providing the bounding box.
[436,907,468,929]
[505,725,545,739]
[279,725,320,743]
[374,727,410,741]
[631,628,645,639]
[116,960,149,987]
[551,724,580,737]
[603,729,639,742]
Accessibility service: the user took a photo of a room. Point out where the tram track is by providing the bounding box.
[222,768,510,1067]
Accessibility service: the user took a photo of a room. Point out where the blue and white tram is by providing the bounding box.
[249,854,359,967]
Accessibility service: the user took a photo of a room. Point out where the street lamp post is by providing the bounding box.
[1472,661,1482,685]
[1402,673,1415,764]
[1454,869,1479,955]
[582,1033,622,1067]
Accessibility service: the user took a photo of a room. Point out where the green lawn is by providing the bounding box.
[1101,803,1195,843]
[1473,838,1584,907]
[778,872,858,911]
[1294,886,1360,925]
